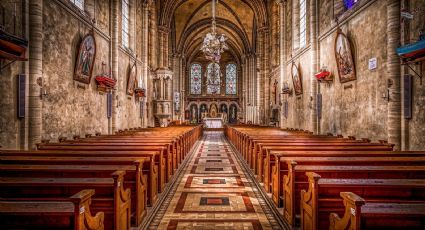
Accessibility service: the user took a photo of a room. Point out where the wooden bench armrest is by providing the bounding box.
[329,192,365,230]
[70,189,104,230]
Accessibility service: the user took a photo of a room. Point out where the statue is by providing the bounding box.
[191,106,197,123]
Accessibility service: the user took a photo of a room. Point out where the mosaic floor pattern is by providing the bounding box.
[147,132,286,230]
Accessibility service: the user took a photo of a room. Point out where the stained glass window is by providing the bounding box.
[70,0,84,10]
[299,0,306,48]
[122,0,130,48]
[207,63,221,94]
[190,64,202,94]
[226,63,237,94]
[343,0,358,10]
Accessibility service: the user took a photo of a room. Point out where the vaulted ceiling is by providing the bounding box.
[159,0,269,64]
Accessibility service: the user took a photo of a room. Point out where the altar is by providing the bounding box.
[203,117,223,128]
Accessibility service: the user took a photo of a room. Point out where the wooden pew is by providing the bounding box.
[44,141,175,183]
[70,138,181,173]
[258,144,394,191]
[0,162,148,227]
[271,155,425,206]
[0,171,131,230]
[253,140,388,176]
[0,189,104,230]
[245,137,364,170]
[284,165,425,227]
[329,192,425,230]
[301,172,425,230]
[0,125,202,229]
[0,152,159,208]
[34,144,168,191]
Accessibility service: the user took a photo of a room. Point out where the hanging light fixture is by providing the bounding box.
[201,0,228,94]
[200,0,228,63]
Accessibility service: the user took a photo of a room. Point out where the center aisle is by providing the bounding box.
[147,131,287,230]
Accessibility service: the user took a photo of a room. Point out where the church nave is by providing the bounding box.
[146,132,286,230]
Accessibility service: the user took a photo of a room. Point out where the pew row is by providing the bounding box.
[0,189,104,230]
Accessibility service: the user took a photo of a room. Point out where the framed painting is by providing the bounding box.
[291,62,303,95]
[334,29,356,83]
[127,62,137,96]
[74,34,96,84]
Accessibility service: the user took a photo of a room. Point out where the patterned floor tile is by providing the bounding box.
[147,131,286,230]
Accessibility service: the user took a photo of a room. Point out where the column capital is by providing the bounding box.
[158,25,170,34]
[172,53,182,58]
[258,26,269,33]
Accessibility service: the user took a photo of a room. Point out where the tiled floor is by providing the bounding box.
[147,132,285,230]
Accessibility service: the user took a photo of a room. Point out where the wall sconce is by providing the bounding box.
[40,87,48,99]
[382,89,390,102]
[281,82,293,96]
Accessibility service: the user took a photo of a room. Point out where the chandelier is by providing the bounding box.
[200,0,228,63]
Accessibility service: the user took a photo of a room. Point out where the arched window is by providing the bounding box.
[299,0,306,48]
[207,62,221,94]
[190,64,202,94]
[122,0,130,48]
[226,63,237,95]
[343,0,359,10]
[70,0,84,10]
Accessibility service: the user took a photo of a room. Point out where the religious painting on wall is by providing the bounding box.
[74,34,96,84]
[334,29,356,83]
[291,62,303,96]
[127,62,137,96]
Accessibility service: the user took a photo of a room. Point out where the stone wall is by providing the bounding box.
[318,0,388,141]
[42,2,109,140]
[0,1,25,149]
[281,0,425,149]
[406,0,425,149]
[0,0,146,149]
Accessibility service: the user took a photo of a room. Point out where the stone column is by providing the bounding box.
[257,28,264,124]
[148,4,157,69]
[250,54,256,122]
[141,2,149,128]
[28,0,43,149]
[180,56,186,121]
[310,0,319,134]
[400,0,409,150]
[158,27,164,68]
[387,0,401,150]
[279,0,287,128]
[241,56,247,122]
[172,54,180,120]
[111,0,119,133]
[263,28,271,125]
